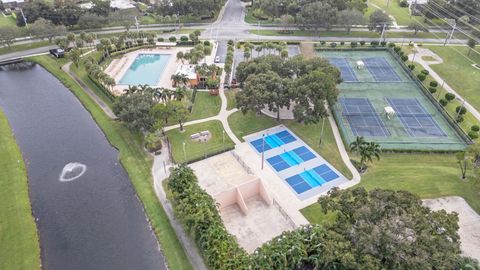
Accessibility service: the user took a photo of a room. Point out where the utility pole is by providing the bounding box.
[444,20,457,46]
[319,117,326,146]
[20,8,28,29]
[380,23,387,43]
[410,0,417,18]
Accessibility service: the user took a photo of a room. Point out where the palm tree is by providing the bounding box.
[349,136,366,153]
[176,51,185,64]
[358,142,381,171]
[173,87,187,101]
[123,85,139,95]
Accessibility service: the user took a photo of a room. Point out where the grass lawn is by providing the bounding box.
[244,8,277,24]
[166,120,234,163]
[427,46,480,113]
[302,152,480,222]
[0,14,17,27]
[0,40,50,56]
[367,0,414,25]
[0,110,41,270]
[225,89,239,110]
[29,55,193,270]
[188,91,221,121]
[227,111,353,179]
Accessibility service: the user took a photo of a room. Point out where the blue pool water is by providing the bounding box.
[119,54,170,86]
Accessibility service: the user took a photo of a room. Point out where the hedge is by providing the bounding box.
[472,125,480,132]
[445,93,456,101]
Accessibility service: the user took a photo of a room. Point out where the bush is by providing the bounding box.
[351,41,358,47]
[400,0,408,7]
[157,37,164,42]
[456,115,464,123]
[417,73,426,81]
[371,41,379,47]
[408,64,415,70]
[439,99,448,106]
[330,42,337,47]
[380,41,387,46]
[360,41,366,46]
[430,81,438,87]
[168,36,176,42]
[203,40,210,46]
[401,55,408,62]
[145,132,162,152]
[180,36,189,42]
[472,125,480,132]
[227,39,234,46]
[445,93,456,101]
[388,42,396,47]
[421,69,430,75]
[340,41,345,45]
[320,40,326,45]
[456,106,467,115]
[394,46,402,53]
[468,131,479,139]
[428,87,437,94]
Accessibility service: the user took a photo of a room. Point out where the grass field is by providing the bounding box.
[188,91,221,121]
[225,89,239,110]
[29,56,193,270]
[0,14,17,27]
[427,46,480,113]
[0,40,50,56]
[227,111,353,179]
[166,120,234,163]
[0,110,41,270]
[367,0,414,25]
[302,152,480,222]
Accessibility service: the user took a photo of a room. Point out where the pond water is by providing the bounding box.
[0,63,167,270]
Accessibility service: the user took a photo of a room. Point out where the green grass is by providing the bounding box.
[188,91,221,121]
[244,8,277,24]
[0,14,17,27]
[367,0,414,25]
[29,55,193,270]
[166,120,234,163]
[302,152,480,221]
[227,111,353,179]
[225,89,238,110]
[299,205,338,226]
[426,46,480,113]
[0,40,50,56]
[0,110,41,270]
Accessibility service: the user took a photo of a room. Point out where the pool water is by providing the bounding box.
[119,54,170,86]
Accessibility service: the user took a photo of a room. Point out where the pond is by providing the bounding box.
[0,62,166,270]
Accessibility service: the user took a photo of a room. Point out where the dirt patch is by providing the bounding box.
[300,42,315,58]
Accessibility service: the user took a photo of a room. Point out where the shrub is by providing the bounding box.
[203,40,210,46]
[180,35,189,42]
[408,42,414,46]
[371,41,379,47]
[330,42,337,47]
[401,55,408,62]
[456,115,464,123]
[445,93,456,101]
[388,42,396,47]
[145,132,162,152]
[136,39,144,45]
[417,73,426,81]
[455,106,467,115]
[360,41,366,46]
[351,41,358,47]
[340,41,345,45]
[320,40,326,45]
[408,64,415,70]
[380,41,387,46]
[399,0,408,7]
[168,36,176,42]
[157,37,164,42]
[468,131,479,139]
[421,69,429,75]
[428,87,437,94]
[439,99,448,106]
[394,46,402,53]
[472,125,480,132]
[430,81,438,87]
[227,39,234,46]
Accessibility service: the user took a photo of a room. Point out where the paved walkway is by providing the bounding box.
[409,45,480,123]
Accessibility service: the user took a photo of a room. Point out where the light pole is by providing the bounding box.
[222,130,225,149]
[182,141,186,162]
[261,134,265,170]
[319,117,326,146]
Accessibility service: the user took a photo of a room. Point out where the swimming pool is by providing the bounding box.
[246,126,347,199]
[119,54,170,86]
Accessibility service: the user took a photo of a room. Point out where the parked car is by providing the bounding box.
[214,56,220,63]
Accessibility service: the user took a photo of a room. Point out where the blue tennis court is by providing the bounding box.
[286,164,339,194]
[267,146,316,172]
[340,97,390,137]
[363,57,401,82]
[387,98,446,137]
[250,130,297,153]
[327,58,358,82]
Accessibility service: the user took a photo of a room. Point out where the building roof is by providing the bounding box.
[2,0,25,3]
[174,64,197,80]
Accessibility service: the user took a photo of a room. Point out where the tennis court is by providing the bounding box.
[317,50,468,151]
[246,126,347,199]
[387,98,446,137]
[363,57,402,82]
[327,58,358,82]
[340,97,390,137]
[250,130,297,153]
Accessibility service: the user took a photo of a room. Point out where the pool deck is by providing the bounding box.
[105,47,190,95]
